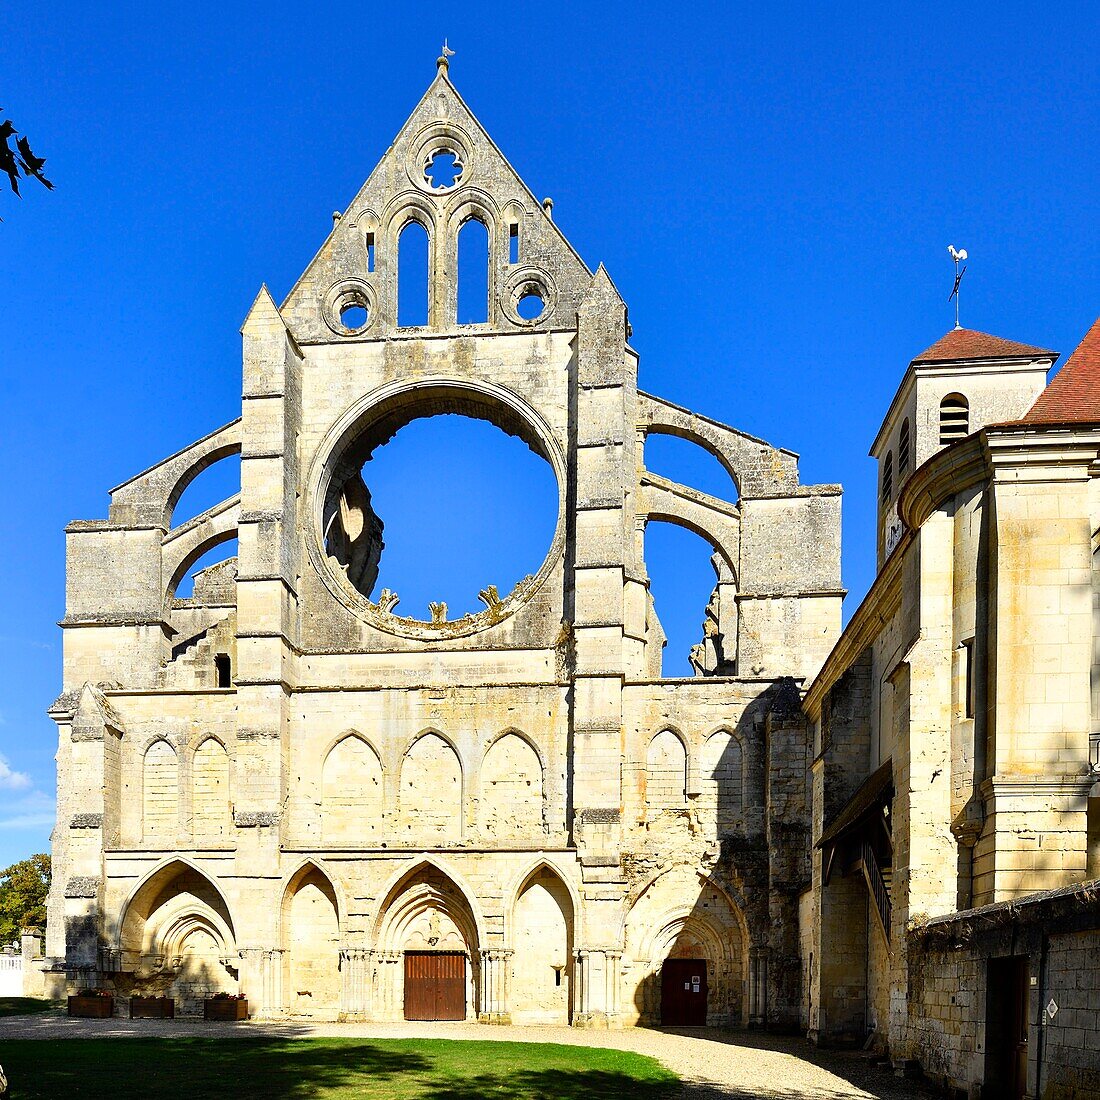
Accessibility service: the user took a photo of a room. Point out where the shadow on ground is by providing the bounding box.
[653,1027,940,1100]
[0,1037,679,1100]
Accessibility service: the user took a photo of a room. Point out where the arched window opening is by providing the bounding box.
[347,414,557,618]
[898,418,911,478]
[457,217,490,324]
[881,452,894,504]
[143,740,178,840]
[940,393,970,444]
[170,453,241,530]
[644,521,729,677]
[644,432,739,503]
[175,538,238,600]
[645,729,688,817]
[397,220,430,328]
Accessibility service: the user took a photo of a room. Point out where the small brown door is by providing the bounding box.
[404,951,466,1021]
[985,956,1029,1099]
[660,958,708,1025]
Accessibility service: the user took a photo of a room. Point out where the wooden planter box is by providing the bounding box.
[130,996,175,1019]
[203,998,248,1021]
[68,995,114,1018]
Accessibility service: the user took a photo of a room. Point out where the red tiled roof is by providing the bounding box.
[911,327,1057,364]
[1024,317,1100,424]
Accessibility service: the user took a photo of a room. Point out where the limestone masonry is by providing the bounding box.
[45,61,841,1028]
[46,60,1100,1097]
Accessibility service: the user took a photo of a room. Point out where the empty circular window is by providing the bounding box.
[516,291,545,321]
[312,382,565,635]
[504,269,556,327]
[340,303,369,329]
[324,281,374,336]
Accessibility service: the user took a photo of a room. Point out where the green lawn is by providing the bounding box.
[0,996,59,1017]
[0,1037,680,1099]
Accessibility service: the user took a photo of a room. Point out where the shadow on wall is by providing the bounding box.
[628,717,757,1029]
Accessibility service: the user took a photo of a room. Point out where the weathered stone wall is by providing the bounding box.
[47,63,841,1028]
[899,887,1100,1100]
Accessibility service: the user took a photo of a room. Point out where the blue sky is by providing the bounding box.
[0,1,1097,866]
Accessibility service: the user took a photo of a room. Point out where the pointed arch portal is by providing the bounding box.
[373,862,481,1021]
[116,860,238,1014]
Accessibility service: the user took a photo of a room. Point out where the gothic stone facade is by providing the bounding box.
[45,63,842,1024]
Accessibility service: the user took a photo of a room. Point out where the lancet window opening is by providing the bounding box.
[397,219,431,328]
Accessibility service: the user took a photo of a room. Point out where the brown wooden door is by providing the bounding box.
[404,952,466,1021]
[660,958,708,1025]
[985,955,1029,1099]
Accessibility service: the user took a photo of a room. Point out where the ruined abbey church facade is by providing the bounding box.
[44,62,842,1025]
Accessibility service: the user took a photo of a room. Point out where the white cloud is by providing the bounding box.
[0,788,55,830]
[0,753,32,791]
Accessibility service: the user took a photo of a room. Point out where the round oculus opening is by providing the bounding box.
[326,283,373,335]
[339,302,369,330]
[516,289,546,321]
[321,398,560,626]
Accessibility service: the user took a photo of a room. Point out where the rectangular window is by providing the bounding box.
[962,639,975,719]
[509,223,519,265]
[215,653,232,689]
[366,232,376,273]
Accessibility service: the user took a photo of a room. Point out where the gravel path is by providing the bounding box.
[0,1013,940,1099]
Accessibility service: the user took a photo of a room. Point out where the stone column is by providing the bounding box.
[573,947,619,1028]
[748,946,768,1027]
[374,952,403,1021]
[240,947,284,1017]
[603,950,622,1024]
[341,949,370,1019]
[573,949,591,1021]
[478,948,512,1024]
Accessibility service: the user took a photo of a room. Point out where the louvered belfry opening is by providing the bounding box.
[939,393,970,443]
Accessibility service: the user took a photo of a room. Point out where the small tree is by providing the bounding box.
[0,854,51,944]
[0,112,52,218]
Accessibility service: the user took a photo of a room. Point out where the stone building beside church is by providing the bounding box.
[44,60,843,1026]
[806,320,1100,1098]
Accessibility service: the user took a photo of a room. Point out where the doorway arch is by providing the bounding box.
[373,861,482,1021]
[621,867,748,1027]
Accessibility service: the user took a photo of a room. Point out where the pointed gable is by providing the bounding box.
[279,65,593,342]
[911,328,1057,364]
[1024,317,1100,424]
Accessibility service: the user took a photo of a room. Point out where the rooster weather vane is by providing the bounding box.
[948,245,968,330]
